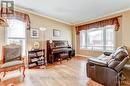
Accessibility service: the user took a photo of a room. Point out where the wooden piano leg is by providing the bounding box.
[60,57,62,64]
[51,55,54,64]
[68,51,70,59]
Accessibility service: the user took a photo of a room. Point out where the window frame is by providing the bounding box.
[5,19,27,56]
[80,25,116,52]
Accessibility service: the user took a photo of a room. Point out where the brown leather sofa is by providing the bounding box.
[87,46,129,86]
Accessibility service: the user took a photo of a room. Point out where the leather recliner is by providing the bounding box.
[87,46,129,86]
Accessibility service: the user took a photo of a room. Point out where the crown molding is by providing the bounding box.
[14,5,130,26]
[73,8,130,26]
[15,5,72,25]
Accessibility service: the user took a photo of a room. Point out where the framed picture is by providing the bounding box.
[53,29,61,37]
[31,29,39,38]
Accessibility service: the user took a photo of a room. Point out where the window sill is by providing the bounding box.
[80,48,103,52]
[80,48,114,52]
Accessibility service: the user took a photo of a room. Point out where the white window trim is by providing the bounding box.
[5,19,27,56]
[80,26,116,52]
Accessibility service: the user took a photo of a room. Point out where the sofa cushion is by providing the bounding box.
[107,57,114,64]
[108,60,120,69]
[114,51,128,61]
[111,49,123,58]
[60,53,68,57]
[88,56,108,67]
[111,46,128,59]
[1,61,23,68]
[108,51,128,69]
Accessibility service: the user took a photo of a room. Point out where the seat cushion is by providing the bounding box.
[60,53,68,57]
[88,56,108,67]
[1,61,23,68]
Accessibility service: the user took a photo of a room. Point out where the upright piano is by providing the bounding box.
[46,40,75,63]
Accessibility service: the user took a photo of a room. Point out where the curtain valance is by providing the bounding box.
[76,17,120,34]
[0,17,8,27]
[0,8,31,30]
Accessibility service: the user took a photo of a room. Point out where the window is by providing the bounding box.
[6,19,26,56]
[80,25,115,51]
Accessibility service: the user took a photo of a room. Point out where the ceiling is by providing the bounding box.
[14,0,130,25]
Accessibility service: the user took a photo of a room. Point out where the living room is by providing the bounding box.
[0,0,130,86]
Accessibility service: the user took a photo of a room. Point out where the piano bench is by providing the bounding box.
[59,53,69,63]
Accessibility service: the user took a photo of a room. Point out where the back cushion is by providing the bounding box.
[111,49,123,58]
[3,45,21,62]
[111,48,128,58]
[107,58,114,64]
[114,51,128,61]
[107,49,122,63]
[108,60,120,68]
[108,51,128,69]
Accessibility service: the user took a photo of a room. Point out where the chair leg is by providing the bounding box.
[0,76,1,82]
[60,58,62,64]
[3,72,6,78]
[23,66,25,78]
[66,56,70,62]
[58,55,62,64]
[19,68,21,72]
[0,72,6,82]
[67,57,69,62]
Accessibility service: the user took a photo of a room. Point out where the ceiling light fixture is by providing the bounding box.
[39,27,46,31]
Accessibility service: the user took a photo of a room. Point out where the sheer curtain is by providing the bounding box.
[6,19,26,56]
[80,25,115,51]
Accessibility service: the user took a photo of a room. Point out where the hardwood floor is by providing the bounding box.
[121,64,130,86]
[0,56,103,86]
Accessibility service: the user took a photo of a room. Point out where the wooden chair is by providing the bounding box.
[0,44,25,81]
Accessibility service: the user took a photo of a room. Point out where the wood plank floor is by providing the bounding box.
[0,56,103,86]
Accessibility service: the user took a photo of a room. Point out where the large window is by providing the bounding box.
[80,25,115,51]
[6,19,26,56]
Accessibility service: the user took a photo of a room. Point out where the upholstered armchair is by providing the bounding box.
[87,46,129,86]
[0,44,25,81]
